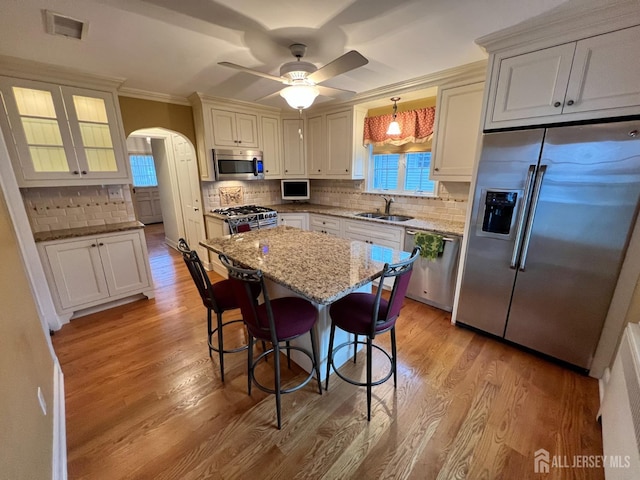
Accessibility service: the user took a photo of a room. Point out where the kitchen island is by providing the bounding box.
[200,225,411,379]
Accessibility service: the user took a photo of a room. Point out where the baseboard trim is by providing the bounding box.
[52,361,67,480]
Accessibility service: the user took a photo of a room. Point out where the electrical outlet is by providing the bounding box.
[35,203,47,214]
[37,387,47,415]
[108,187,123,201]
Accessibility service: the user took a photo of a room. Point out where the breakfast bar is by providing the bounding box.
[200,225,411,379]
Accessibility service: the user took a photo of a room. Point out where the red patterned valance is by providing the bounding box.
[363,107,436,146]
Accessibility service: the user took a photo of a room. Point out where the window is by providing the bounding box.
[369,149,437,195]
[129,154,158,187]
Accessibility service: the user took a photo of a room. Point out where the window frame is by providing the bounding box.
[366,145,438,197]
[128,153,158,187]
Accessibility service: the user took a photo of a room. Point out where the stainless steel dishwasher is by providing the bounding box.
[404,229,461,311]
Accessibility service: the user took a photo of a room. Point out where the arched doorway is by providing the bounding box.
[126,128,206,260]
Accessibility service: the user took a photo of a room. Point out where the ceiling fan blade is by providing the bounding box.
[218,62,284,83]
[254,90,282,102]
[307,50,368,84]
[316,85,356,99]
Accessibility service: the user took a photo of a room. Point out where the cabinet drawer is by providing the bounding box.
[343,219,402,245]
[309,214,341,231]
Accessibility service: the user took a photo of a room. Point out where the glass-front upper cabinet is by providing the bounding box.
[0,77,130,186]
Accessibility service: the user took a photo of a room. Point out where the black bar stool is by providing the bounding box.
[325,247,420,420]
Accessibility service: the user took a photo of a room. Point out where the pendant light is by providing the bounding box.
[386,96,401,135]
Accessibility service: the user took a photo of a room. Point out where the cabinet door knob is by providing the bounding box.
[285,169,288,173]
[554,101,562,108]
[345,169,348,172]
[81,170,87,175]
[566,100,574,106]
[91,244,97,247]
[98,242,104,246]
[434,167,439,171]
[73,171,80,175]
[318,169,321,172]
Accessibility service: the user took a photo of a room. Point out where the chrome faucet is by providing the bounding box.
[381,196,395,215]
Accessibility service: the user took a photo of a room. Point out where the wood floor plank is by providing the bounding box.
[52,223,605,480]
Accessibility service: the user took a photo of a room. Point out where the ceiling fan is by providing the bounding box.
[218,43,368,110]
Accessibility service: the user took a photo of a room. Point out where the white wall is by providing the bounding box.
[150,136,182,246]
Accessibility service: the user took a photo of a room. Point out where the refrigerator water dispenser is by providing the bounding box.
[482,191,518,234]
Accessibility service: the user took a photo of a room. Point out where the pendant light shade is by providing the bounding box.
[386,96,401,135]
[280,83,320,110]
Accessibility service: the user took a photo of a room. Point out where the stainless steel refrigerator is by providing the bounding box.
[457,120,640,370]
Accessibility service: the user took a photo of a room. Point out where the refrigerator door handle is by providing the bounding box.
[510,165,537,269]
[518,164,547,271]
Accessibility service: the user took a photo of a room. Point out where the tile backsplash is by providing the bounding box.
[22,185,136,233]
[310,180,469,223]
[22,178,468,233]
[203,179,469,223]
[202,180,282,210]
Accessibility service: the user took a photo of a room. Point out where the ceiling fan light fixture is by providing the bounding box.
[280,84,320,110]
[386,96,402,135]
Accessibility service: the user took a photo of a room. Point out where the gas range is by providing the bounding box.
[211,205,278,230]
[212,205,277,218]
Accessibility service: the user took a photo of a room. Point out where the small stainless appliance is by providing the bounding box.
[212,149,264,181]
[404,229,461,311]
[211,205,278,233]
[457,120,640,370]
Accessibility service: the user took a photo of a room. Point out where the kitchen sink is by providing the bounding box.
[355,212,414,222]
[377,215,414,222]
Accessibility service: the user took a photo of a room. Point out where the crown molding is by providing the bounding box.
[189,92,283,114]
[476,0,640,53]
[118,87,191,106]
[0,55,125,90]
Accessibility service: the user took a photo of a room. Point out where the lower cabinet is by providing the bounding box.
[39,229,153,320]
[342,219,403,250]
[309,213,341,237]
[279,213,308,230]
[343,219,404,289]
[205,215,227,276]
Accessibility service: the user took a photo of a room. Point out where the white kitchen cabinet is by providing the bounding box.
[279,212,308,230]
[260,115,283,178]
[189,94,281,180]
[39,229,153,319]
[343,219,403,250]
[309,214,342,237]
[431,82,484,181]
[282,119,307,177]
[307,115,324,177]
[205,215,227,276]
[0,76,130,187]
[211,109,258,148]
[303,106,367,179]
[343,218,404,289]
[486,25,640,129]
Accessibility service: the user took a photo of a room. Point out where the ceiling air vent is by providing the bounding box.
[44,10,87,40]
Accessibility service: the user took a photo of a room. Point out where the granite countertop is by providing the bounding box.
[201,225,410,305]
[204,203,465,236]
[33,221,146,242]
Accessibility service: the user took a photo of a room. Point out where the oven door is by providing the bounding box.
[213,150,264,180]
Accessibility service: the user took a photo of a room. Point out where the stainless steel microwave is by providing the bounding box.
[212,149,264,181]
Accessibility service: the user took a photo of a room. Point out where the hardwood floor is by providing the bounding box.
[52,223,604,479]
